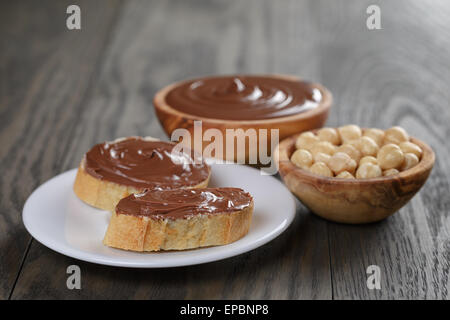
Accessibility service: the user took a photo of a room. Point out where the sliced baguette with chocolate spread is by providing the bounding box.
[103,188,254,251]
[73,136,211,211]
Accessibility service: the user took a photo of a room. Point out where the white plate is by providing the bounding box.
[23,163,296,268]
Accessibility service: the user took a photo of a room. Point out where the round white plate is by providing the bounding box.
[23,163,296,268]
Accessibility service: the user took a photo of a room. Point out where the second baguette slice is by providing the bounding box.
[103,188,254,251]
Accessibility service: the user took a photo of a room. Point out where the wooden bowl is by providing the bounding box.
[274,131,435,224]
[153,74,332,164]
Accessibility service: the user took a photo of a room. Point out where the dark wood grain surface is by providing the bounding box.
[1,0,449,299]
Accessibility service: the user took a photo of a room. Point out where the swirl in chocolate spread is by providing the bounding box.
[116,188,253,219]
[164,75,322,120]
[84,137,210,189]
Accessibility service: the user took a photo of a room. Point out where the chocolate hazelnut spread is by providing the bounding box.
[165,75,322,120]
[84,137,210,189]
[116,187,253,219]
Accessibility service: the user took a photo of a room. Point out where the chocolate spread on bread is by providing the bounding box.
[165,75,322,120]
[116,188,253,219]
[84,137,210,189]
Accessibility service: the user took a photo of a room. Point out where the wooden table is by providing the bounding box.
[1,0,449,300]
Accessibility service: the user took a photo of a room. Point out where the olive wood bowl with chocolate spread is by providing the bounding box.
[154,74,332,164]
[274,132,435,224]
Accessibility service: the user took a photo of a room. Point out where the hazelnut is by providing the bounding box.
[310,141,336,157]
[336,171,355,179]
[399,141,422,159]
[356,163,382,179]
[317,128,341,145]
[309,162,333,177]
[338,125,362,143]
[400,153,419,171]
[359,156,378,166]
[384,126,409,145]
[383,168,399,176]
[377,143,405,170]
[291,149,313,169]
[345,139,361,150]
[314,152,331,165]
[359,136,379,157]
[335,144,362,163]
[295,132,319,151]
[328,152,357,175]
[363,128,385,147]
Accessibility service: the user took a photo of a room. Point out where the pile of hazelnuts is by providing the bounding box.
[290,125,423,179]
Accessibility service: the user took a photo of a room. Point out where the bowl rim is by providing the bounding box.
[153,73,332,125]
[275,128,436,185]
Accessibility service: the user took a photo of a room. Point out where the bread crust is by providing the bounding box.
[73,160,210,212]
[103,201,253,251]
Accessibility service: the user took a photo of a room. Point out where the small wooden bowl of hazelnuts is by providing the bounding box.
[274,125,435,224]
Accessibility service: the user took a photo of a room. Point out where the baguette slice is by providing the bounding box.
[103,188,254,251]
[73,136,211,211]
